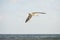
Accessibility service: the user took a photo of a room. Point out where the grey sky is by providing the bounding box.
[0,0,60,34]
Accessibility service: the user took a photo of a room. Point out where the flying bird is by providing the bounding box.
[25,12,46,23]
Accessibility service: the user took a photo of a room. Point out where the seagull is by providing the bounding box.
[25,12,46,23]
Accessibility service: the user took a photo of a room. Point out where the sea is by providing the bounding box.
[0,34,60,40]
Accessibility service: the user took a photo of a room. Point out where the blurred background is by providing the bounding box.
[0,0,60,34]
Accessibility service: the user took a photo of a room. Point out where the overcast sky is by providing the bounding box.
[0,0,60,34]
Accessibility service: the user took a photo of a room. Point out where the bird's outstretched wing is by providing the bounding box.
[33,12,46,14]
[25,14,32,23]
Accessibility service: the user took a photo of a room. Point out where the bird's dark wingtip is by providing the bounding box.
[25,22,27,23]
[25,21,27,23]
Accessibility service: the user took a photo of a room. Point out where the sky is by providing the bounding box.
[0,0,60,34]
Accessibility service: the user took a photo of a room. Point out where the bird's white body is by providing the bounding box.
[30,13,39,16]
